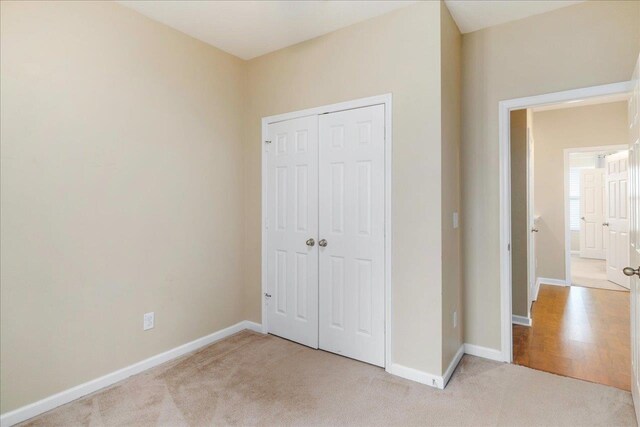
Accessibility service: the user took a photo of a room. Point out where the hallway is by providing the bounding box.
[513,284,630,390]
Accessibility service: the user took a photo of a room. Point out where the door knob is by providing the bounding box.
[602,222,610,226]
[531,228,539,233]
[306,238,315,247]
[318,239,328,247]
[623,266,640,277]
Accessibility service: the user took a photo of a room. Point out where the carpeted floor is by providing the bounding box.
[21,330,637,426]
[571,255,629,292]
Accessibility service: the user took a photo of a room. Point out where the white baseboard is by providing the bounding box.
[387,363,446,389]
[0,320,262,427]
[442,344,465,388]
[531,280,540,303]
[536,277,568,288]
[512,315,532,327]
[463,343,504,362]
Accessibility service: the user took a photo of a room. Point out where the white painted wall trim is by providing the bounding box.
[443,345,465,388]
[0,321,263,427]
[390,343,502,389]
[387,345,464,390]
[562,144,627,289]
[532,277,541,303]
[387,364,447,389]
[512,315,532,327]
[463,343,505,362]
[498,81,632,364]
[261,94,393,369]
[536,277,569,287]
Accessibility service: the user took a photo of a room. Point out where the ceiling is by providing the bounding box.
[118,1,418,60]
[119,1,586,60]
[444,0,584,34]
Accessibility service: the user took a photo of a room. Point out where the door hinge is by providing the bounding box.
[508,243,511,251]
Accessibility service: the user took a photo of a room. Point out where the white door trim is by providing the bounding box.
[261,94,393,369]
[563,145,627,287]
[498,81,632,363]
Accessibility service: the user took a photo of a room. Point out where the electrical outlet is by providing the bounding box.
[453,310,457,328]
[143,312,154,331]
[453,212,459,229]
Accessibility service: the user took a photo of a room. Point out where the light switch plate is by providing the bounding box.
[453,212,459,229]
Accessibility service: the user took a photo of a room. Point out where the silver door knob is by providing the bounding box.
[531,228,539,233]
[623,266,640,277]
[602,222,609,226]
[318,239,328,247]
[306,238,315,247]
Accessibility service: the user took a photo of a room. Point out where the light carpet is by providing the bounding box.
[21,330,637,426]
[571,255,628,292]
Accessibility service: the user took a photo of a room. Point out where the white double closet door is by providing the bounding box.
[265,104,385,367]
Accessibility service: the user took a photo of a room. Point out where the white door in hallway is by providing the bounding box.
[318,105,386,367]
[265,116,319,348]
[605,151,630,288]
[579,168,606,259]
[627,54,640,422]
[527,128,536,304]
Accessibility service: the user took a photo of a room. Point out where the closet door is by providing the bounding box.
[265,116,319,348]
[318,104,385,367]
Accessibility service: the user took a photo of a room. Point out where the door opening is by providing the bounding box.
[506,88,634,391]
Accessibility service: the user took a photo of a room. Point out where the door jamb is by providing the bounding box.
[499,81,632,363]
[562,144,628,288]
[260,93,393,369]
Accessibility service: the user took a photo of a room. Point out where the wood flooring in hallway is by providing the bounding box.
[513,284,630,390]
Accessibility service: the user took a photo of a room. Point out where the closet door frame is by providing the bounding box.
[261,94,392,369]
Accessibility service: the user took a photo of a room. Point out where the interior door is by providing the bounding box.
[627,53,639,423]
[527,128,536,306]
[318,104,385,367]
[605,151,630,288]
[265,116,319,348]
[579,168,606,259]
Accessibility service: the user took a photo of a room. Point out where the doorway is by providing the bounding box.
[564,147,630,292]
[260,95,392,368]
[503,85,634,390]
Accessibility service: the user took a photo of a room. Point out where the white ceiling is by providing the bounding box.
[119,1,587,60]
[444,0,585,34]
[118,1,418,60]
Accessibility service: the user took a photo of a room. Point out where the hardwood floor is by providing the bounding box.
[513,284,630,390]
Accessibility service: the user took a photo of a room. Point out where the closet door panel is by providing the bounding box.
[265,116,319,348]
[318,104,385,367]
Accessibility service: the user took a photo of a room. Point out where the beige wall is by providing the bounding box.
[462,0,640,351]
[0,1,246,412]
[533,102,629,280]
[2,0,463,413]
[440,4,463,369]
[243,1,451,375]
[510,110,529,318]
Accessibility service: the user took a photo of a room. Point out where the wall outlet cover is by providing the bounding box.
[143,312,155,331]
